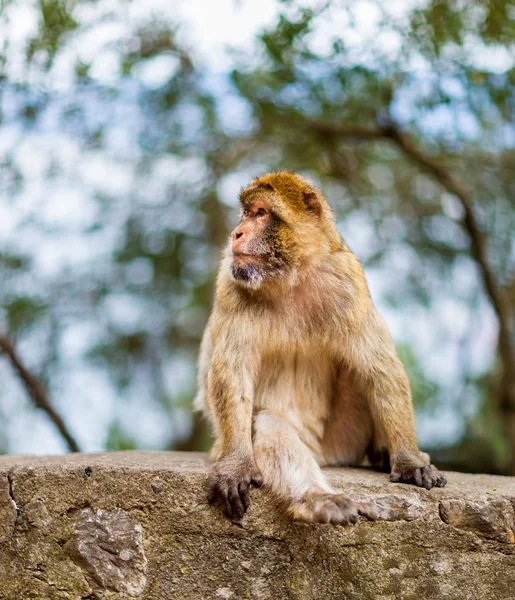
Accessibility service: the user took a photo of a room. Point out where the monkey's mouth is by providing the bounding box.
[231,254,269,286]
[232,252,265,263]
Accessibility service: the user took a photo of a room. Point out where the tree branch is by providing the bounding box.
[308,119,515,409]
[308,122,385,140]
[0,334,80,452]
[384,126,513,377]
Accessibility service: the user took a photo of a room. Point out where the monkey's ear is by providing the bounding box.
[303,190,323,217]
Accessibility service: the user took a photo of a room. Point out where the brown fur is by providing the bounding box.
[195,171,446,523]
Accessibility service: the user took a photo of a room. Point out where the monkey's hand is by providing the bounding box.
[390,462,447,490]
[208,453,263,520]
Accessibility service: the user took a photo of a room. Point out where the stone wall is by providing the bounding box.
[0,451,514,599]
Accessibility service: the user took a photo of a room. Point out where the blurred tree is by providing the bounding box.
[0,0,513,472]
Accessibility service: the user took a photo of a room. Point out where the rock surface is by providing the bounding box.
[0,451,514,599]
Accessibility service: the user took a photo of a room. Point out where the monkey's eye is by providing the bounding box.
[255,207,267,217]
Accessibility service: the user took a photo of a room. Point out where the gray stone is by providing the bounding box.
[439,496,515,543]
[64,507,147,598]
[0,451,514,599]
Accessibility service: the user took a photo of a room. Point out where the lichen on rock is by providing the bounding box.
[64,507,147,598]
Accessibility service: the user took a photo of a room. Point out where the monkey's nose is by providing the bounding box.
[231,229,245,253]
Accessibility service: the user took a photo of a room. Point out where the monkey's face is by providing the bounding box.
[229,174,341,288]
[230,197,290,287]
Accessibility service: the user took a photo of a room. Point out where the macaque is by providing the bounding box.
[195,171,446,524]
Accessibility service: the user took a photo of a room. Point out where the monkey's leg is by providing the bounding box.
[253,410,376,524]
[321,376,393,473]
[346,311,447,490]
[322,370,374,468]
[321,372,393,473]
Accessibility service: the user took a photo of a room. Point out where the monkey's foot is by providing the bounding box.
[291,492,377,525]
[208,453,263,520]
[390,464,447,490]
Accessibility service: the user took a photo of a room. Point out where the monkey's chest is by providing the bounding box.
[254,350,336,424]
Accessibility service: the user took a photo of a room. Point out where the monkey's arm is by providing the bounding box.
[345,308,446,489]
[205,314,263,518]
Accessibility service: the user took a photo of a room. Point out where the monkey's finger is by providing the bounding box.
[421,471,432,490]
[228,485,245,520]
[425,465,447,490]
[413,468,423,487]
[430,465,447,487]
[422,466,436,490]
[238,481,250,512]
[208,485,218,505]
[216,482,233,518]
[436,474,447,487]
[209,481,233,518]
[356,502,378,521]
[346,509,359,524]
[389,471,401,483]
[332,497,359,524]
[338,505,359,525]
[319,503,341,524]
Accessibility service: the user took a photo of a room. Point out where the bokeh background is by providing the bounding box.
[0,0,513,474]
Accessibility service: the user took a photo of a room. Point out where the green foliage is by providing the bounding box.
[27,0,79,65]
[4,297,48,336]
[0,253,31,272]
[396,344,439,412]
[105,421,138,452]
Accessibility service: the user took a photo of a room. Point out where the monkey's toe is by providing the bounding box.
[355,500,379,521]
[293,493,376,525]
[390,464,447,490]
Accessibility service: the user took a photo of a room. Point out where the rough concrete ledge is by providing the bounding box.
[0,452,514,600]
